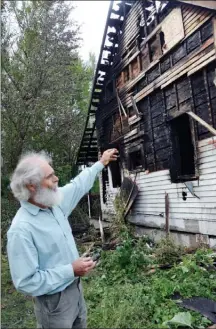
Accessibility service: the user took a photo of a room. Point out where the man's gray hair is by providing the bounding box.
[10,151,52,201]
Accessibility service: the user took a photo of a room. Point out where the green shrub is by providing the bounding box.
[1,196,19,254]
[154,236,184,265]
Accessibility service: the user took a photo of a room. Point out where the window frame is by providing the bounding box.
[127,143,145,172]
[168,112,199,183]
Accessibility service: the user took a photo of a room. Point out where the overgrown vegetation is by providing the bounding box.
[2,231,216,328]
[82,237,215,329]
[2,182,215,328]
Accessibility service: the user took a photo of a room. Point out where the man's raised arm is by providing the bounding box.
[59,149,118,217]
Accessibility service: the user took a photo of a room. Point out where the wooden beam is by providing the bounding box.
[187,111,216,136]
[162,49,215,88]
[133,39,214,104]
[214,16,216,50]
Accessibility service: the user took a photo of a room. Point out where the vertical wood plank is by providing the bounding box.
[213,16,216,51]
[137,55,141,73]
[203,69,214,126]
[148,96,156,170]
[129,63,133,80]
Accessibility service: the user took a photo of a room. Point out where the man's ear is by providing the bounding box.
[26,184,36,194]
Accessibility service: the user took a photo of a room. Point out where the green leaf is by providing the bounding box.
[163,312,193,328]
[25,6,31,14]
[181,266,189,273]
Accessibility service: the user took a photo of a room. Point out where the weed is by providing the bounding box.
[154,236,184,266]
[2,237,216,329]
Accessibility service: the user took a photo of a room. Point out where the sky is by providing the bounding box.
[70,1,111,62]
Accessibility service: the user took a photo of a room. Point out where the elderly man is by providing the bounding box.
[7,149,118,329]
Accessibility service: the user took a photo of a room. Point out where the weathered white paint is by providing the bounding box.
[129,137,216,238]
[99,167,120,218]
[210,237,216,249]
[134,226,216,249]
[100,137,216,245]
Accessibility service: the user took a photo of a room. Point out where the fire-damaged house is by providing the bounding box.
[77,0,216,248]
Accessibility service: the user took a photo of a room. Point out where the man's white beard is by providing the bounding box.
[34,187,63,207]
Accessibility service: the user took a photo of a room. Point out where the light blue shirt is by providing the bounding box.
[7,161,104,297]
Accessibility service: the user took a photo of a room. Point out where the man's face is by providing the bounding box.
[30,160,62,207]
[40,162,59,191]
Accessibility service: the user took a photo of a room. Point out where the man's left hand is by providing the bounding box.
[100,149,119,166]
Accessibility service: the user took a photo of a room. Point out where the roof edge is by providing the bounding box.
[176,0,216,10]
[76,1,114,165]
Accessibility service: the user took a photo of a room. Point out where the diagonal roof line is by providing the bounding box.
[76,1,114,165]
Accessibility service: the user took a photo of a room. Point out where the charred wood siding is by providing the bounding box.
[95,4,215,174]
[182,4,213,37]
[91,1,216,247]
[133,23,215,104]
[107,15,214,119]
[113,1,144,69]
[134,63,216,174]
[191,63,216,140]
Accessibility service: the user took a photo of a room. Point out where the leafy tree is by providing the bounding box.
[1,0,95,178]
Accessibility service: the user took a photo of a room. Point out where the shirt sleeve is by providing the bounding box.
[7,231,74,297]
[59,161,104,217]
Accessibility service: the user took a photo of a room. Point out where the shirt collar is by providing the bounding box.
[20,201,46,216]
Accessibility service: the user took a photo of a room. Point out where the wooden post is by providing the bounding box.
[99,215,105,244]
[165,192,169,235]
[87,193,91,219]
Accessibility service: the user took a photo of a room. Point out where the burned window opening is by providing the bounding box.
[149,34,161,62]
[170,114,197,183]
[137,14,145,42]
[128,144,145,171]
[159,31,166,53]
[102,167,109,203]
[109,159,122,188]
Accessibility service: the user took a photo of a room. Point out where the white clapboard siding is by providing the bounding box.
[199,161,216,170]
[99,175,117,215]
[129,137,216,236]
[101,182,119,215]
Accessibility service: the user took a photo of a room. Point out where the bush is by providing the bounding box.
[154,236,184,265]
[1,196,19,254]
[1,175,10,197]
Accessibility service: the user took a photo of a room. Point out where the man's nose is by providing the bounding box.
[54,175,59,183]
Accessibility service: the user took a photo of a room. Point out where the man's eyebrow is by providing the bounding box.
[45,171,55,178]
